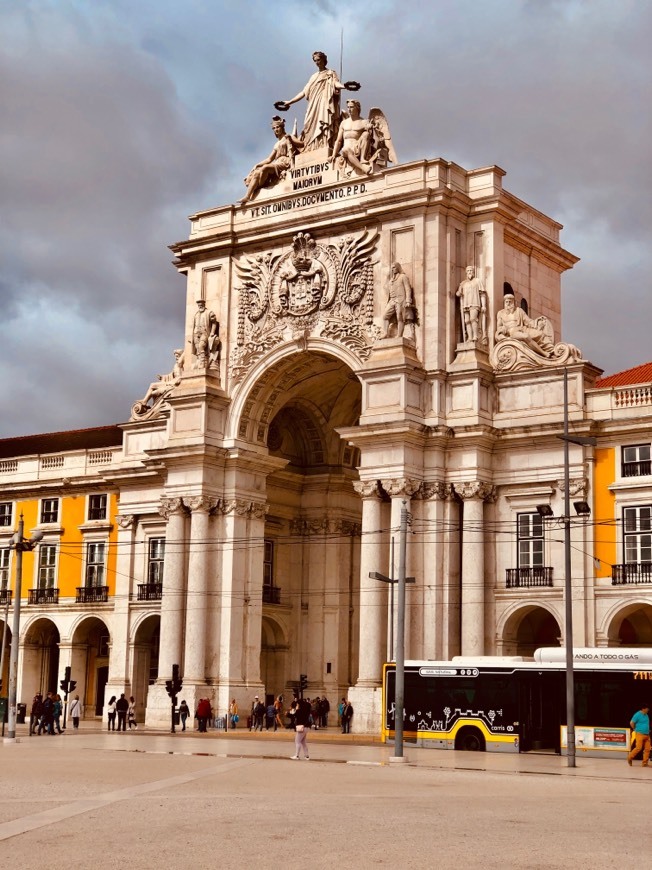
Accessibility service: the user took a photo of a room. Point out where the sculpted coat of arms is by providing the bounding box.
[229,228,380,384]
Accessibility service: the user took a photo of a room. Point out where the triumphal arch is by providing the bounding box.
[116,53,594,730]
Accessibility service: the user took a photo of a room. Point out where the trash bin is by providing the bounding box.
[16,703,27,724]
[174,711,180,725]
[0,698,7,724]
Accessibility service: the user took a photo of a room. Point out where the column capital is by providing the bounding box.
[413,481,455,501]
[290,515,361,537]
[353,480,381,499]
[159,496,189,519]
[218,498,267,519]
[454,481,497,503]
[380,477,421,499]
[115,514,136,529]
[186,495,219,514]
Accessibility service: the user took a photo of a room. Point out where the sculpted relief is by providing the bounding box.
[240,50,395,205]
[229,228,381,384]
[490,292,582,372]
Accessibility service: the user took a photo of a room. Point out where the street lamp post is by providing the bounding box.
[5,515,43,742]
[537,367,595,768]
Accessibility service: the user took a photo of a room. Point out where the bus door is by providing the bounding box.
[519,671,562,753]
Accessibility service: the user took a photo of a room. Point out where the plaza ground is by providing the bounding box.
[0,723,649,868]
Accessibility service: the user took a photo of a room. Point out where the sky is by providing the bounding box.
[1,0,650,438]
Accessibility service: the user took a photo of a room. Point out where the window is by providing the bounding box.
[0,502,12,527]
[38,545,57,588]
[85,542,106,586]
[148,538,165,585]
[263,540,274,588]
[40,498,59,524]
[623,506,652,564]
[88,494,107,521]
[622,444,651,478]
[0,548,9,589]
[517,513,544,567]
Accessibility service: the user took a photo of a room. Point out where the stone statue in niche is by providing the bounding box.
[192,299,221,370]
[490,289,583,372]
[240,116,302,205]
[495,293,555,356]
[130,348,185,421]
[383,262,417,339]
[456,265,487,344]
[330,100,396,177]
[274,50,361,152]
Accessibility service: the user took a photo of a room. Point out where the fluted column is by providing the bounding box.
[157,497,188,679]
[353,481,384,685]
[414,482,452,659]
[183,496,217,684]
[381,477,421,658]
[455,482,496,655]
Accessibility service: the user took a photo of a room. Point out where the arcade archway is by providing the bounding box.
[501,605,561,657]
[606,602,652,646]
[132,614,160,718]
[70,616,110,717]
[22,618,60,699]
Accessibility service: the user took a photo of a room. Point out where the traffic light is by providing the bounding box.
[300,673,308,694]
[69,680,77,693]
[165,664,183,705]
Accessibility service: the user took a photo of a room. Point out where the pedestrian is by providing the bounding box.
[266,702,275,730]
[321,696,330,728]
[30,693,43,735]
[627,703,650,767]
[229,698,239,729]
[127,696,138,729]
[116,693,129,731]
[38,691,55,735]
[338,697,345,728]
[311,696,321,730]
[179,699,190,731]
[273,694,284,731]
[287,696,298,730]
[290,695,312,760]
[196,697,211,732]
[107,695,117,731]
[53,693,64,734]
[251,696,265,731]
[341,698,353,734]
[69,695,82,730]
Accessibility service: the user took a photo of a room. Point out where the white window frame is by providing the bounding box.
[263,539,274,588]
[622,444,651,478]
[0,547,10,590]
[517,512,544,568]
[85,541,107,587]
[37,544,58,588]
[623,505,652,564]
[40,498,59,525]
[0,502,12,528]
[87,493,108,522]
[147,538,165,585]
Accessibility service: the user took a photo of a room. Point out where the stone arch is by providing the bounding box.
[0,619,11,696]
[260,614,288,703]
[132,614,161,716]
[22,617,60,699]
[499,602,562,656]
[69,615,111,718]
[602,600,652,646]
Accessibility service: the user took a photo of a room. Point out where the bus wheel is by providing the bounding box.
[455,727,485,752]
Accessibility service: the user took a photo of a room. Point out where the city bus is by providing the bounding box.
[382,648,652,756]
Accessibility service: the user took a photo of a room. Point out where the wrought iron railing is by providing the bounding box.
[0,589,11,606]
[137,582,163,601]
[622,460,651,478]
[28,587,59,605]
[506,567,553,588]
[263,585,281,604]
[76,586,109,603]
[612,563,652,585]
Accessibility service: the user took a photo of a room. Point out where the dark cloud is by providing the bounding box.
[0,0,649,435]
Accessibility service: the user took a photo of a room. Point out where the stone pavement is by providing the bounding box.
[1,722,649,868]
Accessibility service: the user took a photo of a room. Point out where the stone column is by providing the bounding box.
[353,481,384,686]
[157,497,188,680]
[183,496,217,684]
[107,513,136,694]
[381,477,421,659]
[415,482,451,660]
[242,501,266,687]
[455,482,496,656]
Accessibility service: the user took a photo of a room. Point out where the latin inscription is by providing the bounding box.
[248,183,367,219]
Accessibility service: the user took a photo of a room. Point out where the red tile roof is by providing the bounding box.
[595,362,652,388]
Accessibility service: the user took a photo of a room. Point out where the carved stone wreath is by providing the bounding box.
[229,228,379,384]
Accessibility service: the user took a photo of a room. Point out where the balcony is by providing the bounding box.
[0,589,11,606]
[612,563,652,585]
[137,582,163,601]
[263,585,281,604]
[28,587,60,605]
[76,585,109,603]
[506,567,553,589]
[622,460,651,478]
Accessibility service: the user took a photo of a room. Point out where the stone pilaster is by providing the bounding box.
[157,497,189,679]
[352,481,384,686]
[454,481,497,655]
[183,496,218,684]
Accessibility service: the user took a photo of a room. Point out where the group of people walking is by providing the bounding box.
[106,694,138,731]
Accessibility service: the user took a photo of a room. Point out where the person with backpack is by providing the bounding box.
[38,692,55,735]
[229,698,239,729]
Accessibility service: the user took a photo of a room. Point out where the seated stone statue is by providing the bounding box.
[131,348,185,420]
[240,116,301,205]
[495,294,554,356]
